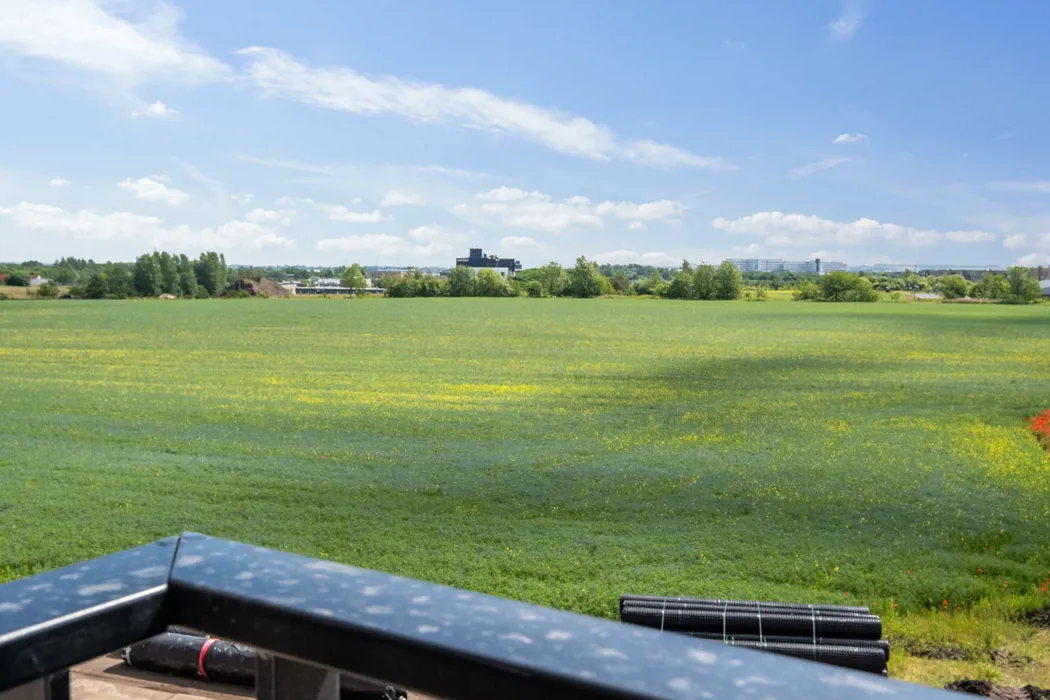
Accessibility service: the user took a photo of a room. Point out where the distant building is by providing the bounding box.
[28,275,50,287]
[1041,280,1050,297]
[727,258,846,275]
[456,248,522,278]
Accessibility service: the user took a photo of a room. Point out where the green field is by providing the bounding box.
[2,299,1049,684]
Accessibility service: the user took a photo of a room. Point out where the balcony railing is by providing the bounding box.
[0,533,952,699]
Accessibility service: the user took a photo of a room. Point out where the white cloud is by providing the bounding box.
[117,176,189,205]
[829,1,865,39]
[501,235,543,249]
[464,186,685,233]
[0,0,228,84]
[0,201,294,250]
[245,208,296,225]
[833,133,867,144]
[944,230,996,243]
[627,221,648,231]
[320,204,387,223]
[472,188,603,233]
[595,199,686,220]
[989,181,1050,194]
[237,47,729,170]
[1017,252,1050,266]
[48,178,72,187]
[406,225,467,254]
[593,250,679,266]
[231,193,253,205]
[789,157,852,178]
[380,190,422,207]
[712,211,997,247]
[1003,233,1028,249]
[131,100,176,118]
[315,234,408,255]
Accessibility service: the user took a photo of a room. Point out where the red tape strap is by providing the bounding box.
[198,637,217,679]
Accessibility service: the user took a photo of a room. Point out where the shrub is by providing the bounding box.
[793,281,821,301]
[35,281,60,299]
[755,287,768,301]
[225,290,252,299]
[195,285,211,299]
[4,272,30,287]
[0,292,8,301]
[525,280,543,298]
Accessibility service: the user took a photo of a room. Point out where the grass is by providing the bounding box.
[1,298,1049,686]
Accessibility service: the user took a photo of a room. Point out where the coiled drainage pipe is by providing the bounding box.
[619,596,888,674]
[123,632,406,699]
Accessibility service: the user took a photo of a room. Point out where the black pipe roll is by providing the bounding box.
[624,599,871,618]
[620,594,868,615]
[123,633,406,699]
[620,605,882,639]
[684,633,889,660]
[719,640,887,674]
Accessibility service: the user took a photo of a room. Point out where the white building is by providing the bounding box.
[727,258,846,275]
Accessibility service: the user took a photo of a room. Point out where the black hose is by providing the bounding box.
[684,633,889,660]
[623,599,872,619]
[123,633,406,700]
[620,605,882,639]
[717,640,886,674]
[620,594,869,615]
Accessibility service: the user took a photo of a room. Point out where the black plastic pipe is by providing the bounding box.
[620,595,869,615]
[684,633,889,660]
[620,605,883,639]
[717,640,887,674]
[123,633,406,699]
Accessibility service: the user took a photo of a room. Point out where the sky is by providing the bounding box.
[2,0,1050,268]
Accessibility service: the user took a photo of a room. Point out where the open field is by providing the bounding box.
[1,298,1049,685]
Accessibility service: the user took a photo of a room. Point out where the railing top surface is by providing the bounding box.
[2,533,954,699]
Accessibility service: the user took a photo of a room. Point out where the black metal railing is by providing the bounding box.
[0,533,951,699]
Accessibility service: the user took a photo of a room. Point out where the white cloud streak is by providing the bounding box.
[789,157,852,178]
[461,186,686,233]
[829,1,865,39]
[237,47,729,170]
[0,0,228,84]
[712,211,998,247]
[0,202,295,250]
[231,193,253,205]
[593,250,679,266]
[380,190,422,207]
[117,176,189,205]
[833,133,867,144]
[48,178,72,187]
[245,208,296,225]
[501,235,543,249]
[320,205,387,223]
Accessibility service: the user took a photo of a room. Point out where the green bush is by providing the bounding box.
[35,281,60,299]
[4,273,30,287]
[525,281,543,298]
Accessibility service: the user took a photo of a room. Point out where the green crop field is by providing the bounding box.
[1,298,1049,685]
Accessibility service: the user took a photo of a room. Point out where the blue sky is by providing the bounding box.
[2,0,1050,268]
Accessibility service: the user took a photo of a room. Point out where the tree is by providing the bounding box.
[818,271,856,302]
[938,274,970,300]
[195,252,229,297]
[84,273,108,299]
[340,263,367,292]
[158,252,179,295]
[104,264,132,298]
[666,271,694,299]
[693,264,716,300]
[524,280,543,297]
[4,272,29,287]
[177,254,197,298]
[447,265,476,297]
[846,276,880,302]
[680,259,693,274]
[567,256,607,298]
[971,273,1009,300]
[609,271,632,295]
[538,262,568,297]
[793,281,821,300]
[713,260,743,300]
[475,269,509,297]
[51,267,77,284]
[132,254,161,297]
[1006,266,1040,302]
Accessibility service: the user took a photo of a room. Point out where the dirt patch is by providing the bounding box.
[1026,608,1050,629]
[990,649,1034,668]
[945,681,1050,699]
[891,637,977,661]
[222,277,291,298]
